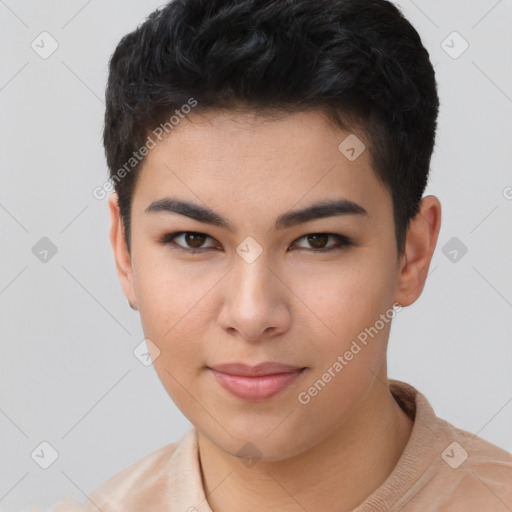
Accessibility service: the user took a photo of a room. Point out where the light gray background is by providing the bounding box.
[1,0,511,510]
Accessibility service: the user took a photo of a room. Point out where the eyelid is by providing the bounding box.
[159,231,219,251]
[158,231,356,253]
[292,233,355,250]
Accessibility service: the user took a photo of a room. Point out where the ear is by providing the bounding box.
[395,195,441,307]
[108,193,138,310]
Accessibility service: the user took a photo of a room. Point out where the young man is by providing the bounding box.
[28,0,512,510]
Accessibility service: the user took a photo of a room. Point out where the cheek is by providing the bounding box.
[289,266,397,444]
[136,268,208,413]
[290,254,397,352]
[133,245,218,339]
[131,259,213,397]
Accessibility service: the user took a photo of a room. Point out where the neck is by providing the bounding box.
[197,376,414,512]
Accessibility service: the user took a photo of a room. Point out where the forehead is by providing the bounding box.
[132,109,391,226]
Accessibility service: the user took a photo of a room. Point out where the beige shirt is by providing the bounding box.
[26,379,512,511]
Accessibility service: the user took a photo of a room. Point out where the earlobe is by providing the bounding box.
[395,195,441,307]
[108,194,138,310]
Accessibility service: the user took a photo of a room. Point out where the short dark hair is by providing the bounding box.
[103,0,439,255]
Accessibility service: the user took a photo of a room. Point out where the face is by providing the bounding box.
[111,110,407,461]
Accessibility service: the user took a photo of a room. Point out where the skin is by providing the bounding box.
[108,110,441,512]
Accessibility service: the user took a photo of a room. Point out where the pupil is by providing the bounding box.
[308,234,328,249]
[186,233,205,248]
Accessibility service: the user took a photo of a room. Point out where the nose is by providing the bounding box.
[217,255,291,343]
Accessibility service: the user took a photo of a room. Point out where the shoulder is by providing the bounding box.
[442,424,512,510]
[25,432,190,512]
[81,433,187,511]
[387,380,512,511]
[406,419,512,511]
[23,497,85,512]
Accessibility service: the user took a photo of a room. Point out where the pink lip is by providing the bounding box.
[208,362,305,401]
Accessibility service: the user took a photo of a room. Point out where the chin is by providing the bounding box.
[204,424,314,464]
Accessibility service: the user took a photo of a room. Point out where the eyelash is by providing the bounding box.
[158,231,355,254]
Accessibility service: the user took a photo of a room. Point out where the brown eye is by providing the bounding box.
[292,233,354,252]
[159,231,217,252]
[183,233,207,248]
[305,234,329,249]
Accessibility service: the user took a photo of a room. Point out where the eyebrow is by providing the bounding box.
[145,197,368,231]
